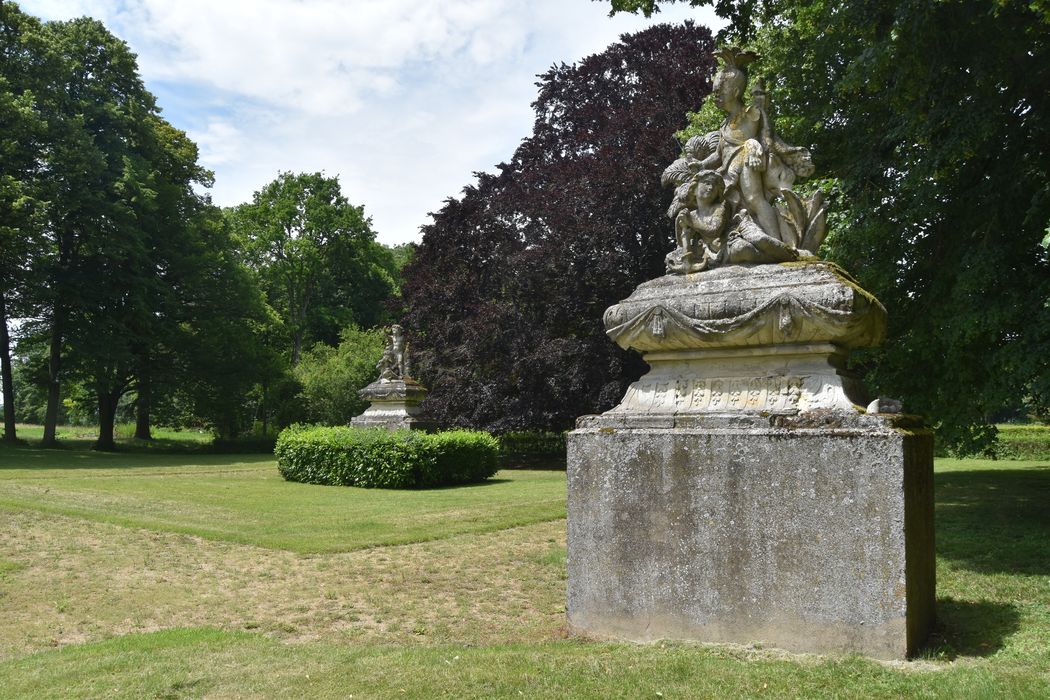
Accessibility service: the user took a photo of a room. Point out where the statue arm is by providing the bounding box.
[710,202,728,234]
[762,111,814,179]
[698,124,725,170]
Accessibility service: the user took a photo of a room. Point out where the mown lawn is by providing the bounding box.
[0,443,1047,698]
[0,445,565,553]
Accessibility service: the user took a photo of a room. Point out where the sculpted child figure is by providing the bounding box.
[376,324,409,381]
[667,170,728,273]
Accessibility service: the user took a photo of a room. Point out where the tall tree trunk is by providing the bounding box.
[291,331,302,366]
[95,389,118,451]
[0,289,17,444]
[134,353,152,440]
[260,379,268,436]
[221,413,236,441]
[41,306,65,447]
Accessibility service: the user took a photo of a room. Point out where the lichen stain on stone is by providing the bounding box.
[777,260,881,307]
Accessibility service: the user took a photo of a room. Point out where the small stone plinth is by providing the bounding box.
[566,412,935,660]
[351,378,433,431]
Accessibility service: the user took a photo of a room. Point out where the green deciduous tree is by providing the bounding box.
[607,0,1050,451]
[25,15,163,448]
[0,2,47,443]
[228,172,398,366]
[5,3,283,448]
[294,325,385,425]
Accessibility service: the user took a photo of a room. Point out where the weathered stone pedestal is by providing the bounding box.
[568,413,934,659]
[351,378,433,431]
[567,262,935,659]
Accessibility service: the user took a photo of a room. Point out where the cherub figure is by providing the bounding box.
[665,170,728,274]
[376,324,410,381]
[389,324,408,378]
[376,342,398,381]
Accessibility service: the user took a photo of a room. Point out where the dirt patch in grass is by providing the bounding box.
[0,509,567,659]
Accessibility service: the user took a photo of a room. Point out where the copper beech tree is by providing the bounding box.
[402,22,717,432]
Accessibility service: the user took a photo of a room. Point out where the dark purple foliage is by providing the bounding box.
[402,22,716,432]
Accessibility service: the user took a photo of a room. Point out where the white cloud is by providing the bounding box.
[20,0,723,244]
[191,119,246,168]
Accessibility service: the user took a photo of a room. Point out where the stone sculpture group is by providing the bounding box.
[376,324,410,381]
[662,47,826,274]
[351,324,432,431]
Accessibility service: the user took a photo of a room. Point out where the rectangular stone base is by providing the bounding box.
[350,414,434,431]
[566,417,934,659]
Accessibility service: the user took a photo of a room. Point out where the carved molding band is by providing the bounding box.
[612,375,805,414]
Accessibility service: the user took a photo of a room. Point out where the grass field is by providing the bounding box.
[0,446,564,553]
[0,442,1048,698]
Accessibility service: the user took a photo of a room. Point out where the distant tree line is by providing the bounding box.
[0,2,408,449]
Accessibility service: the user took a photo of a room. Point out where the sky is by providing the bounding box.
[21,0,723,246]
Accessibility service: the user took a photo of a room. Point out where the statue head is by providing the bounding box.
[713,66,746,108]
[694,170,725,203]
[712,47,759,110]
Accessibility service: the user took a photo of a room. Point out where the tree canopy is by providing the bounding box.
[1,4,415,446]
[0,4,380,446]
[227,172,397,366]
[402,21,717,432]
[5,0,1047,451]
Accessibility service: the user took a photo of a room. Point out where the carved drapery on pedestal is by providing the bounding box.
[594,262,887,422]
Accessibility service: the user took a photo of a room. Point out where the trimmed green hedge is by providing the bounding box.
[994,423,1050,460]
[497,431,567,469]
[275,425,499,489]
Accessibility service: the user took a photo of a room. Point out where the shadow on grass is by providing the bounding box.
[920,597,1021,659]
[0,443,275,471]
[935,466,1050,576]
[421,477,514,491]
[498,456,567,471]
